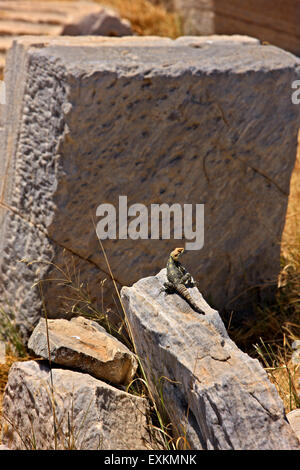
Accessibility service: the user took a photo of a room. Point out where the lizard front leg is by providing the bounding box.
[160,281,176,294]
[181,273,190,283]
[181,272,198,288]
[164,281,176,292]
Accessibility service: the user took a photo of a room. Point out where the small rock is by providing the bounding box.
[1,360,155,450]
[287,409,300,443]
[28,316,138,386]
[62,6,132,36]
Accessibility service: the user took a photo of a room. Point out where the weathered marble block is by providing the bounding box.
[121,269,300,450]
[0,36,299,338]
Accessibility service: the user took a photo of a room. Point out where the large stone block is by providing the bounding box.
[121,269,300,450]
[0,36,299,339]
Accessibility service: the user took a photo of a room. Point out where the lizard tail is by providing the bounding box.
[176,284,203,313]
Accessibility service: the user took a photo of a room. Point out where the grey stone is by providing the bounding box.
[0,36,299,339]
[27,316,138,385]
[121,269,300,450]
[1,360,156,450]
[287,409,300,443]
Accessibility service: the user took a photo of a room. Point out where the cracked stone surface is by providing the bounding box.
[1,360,155,450]
[121,269,300,450]
[0,36,299,339]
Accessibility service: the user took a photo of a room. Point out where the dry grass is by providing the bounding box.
[254,337,300,413]
[228,131,300,413]
[269,362,299,412]
[271,131,300,412]
[99,0,181,37]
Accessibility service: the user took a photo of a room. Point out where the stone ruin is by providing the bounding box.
[0,34,299,450]
[0,35,299,339]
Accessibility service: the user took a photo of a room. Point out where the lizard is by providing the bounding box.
[162,247,204,314]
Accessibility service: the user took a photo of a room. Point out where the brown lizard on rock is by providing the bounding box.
[162,247,204,314]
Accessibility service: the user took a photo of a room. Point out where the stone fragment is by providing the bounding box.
[287,409,300,443]
[121,269,300,450]
[0,36,299,339]
[1,360,154,450]
[27,316,138,385]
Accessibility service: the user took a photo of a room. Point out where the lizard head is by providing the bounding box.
[170,247,184,260]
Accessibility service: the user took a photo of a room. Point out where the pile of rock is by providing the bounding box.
[0,0,132,77]
[1,271,300,450]
[1,35,299,341]
[1,316,159,450]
